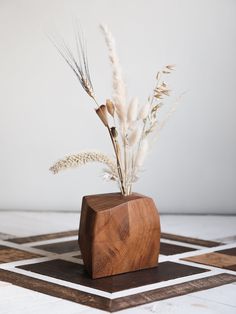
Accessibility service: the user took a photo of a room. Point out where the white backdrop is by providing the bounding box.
[0,0,235,213]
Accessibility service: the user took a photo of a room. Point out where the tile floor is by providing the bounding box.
[0,212,235,313]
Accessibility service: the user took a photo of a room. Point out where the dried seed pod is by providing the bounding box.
[106,99,115,117]
[96,105,109,127]
[110,126,118,138]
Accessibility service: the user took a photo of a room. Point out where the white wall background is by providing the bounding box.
[0,0,235,213]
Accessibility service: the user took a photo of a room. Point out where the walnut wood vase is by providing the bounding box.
[78,193,161,279]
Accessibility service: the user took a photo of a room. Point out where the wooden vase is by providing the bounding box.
[78,192,161,279]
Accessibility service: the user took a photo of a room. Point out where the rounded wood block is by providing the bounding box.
[79,193,161,279]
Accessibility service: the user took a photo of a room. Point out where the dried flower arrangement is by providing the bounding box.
[50,25,178,196]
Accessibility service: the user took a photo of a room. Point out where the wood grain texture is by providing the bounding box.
[161,232,223,247]
[216,247,236,256]
[0,269,109,312]
[0,245,41,263]
[0,269,235,312]
[183,252,236,268]
[110,273,236,312]
[19,260,208,293]
[34,240,79,254]
[160,242,196,255]
[79,193,161,278]
[9,230,78,244]
[224,264,236,271]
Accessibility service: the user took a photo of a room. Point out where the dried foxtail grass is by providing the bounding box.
[50,152,117,177]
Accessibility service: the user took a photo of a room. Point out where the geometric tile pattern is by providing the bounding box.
[18,260,209,293]
[160,242,196,255]
[34,239,197,255]
[0,230,235,312]
[183,252,236,269]
[34,240,79,254]
[0,245,41,263]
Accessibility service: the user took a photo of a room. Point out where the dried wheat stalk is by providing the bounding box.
[48,32,95,100]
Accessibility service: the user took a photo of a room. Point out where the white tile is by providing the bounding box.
[215,235,236,243]
[0,212,235,241]
[0,285,105,314]
[0,281,11,287]
[0,285,56,302]
[190,283,236,307]
[0,212,79,236]
[160,215,236,240]
[130,294,236,314]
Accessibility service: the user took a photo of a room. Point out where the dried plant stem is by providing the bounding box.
[124,141,127,193]
[89,94,125,194]
[107,126,126,194]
